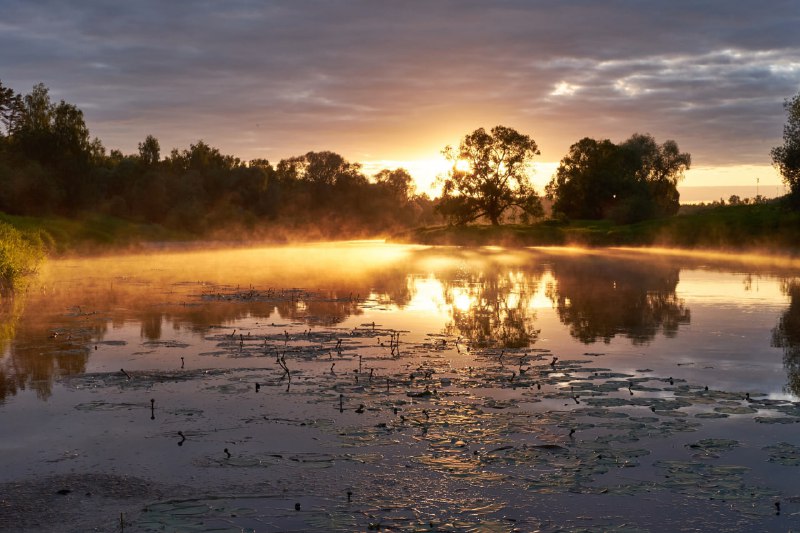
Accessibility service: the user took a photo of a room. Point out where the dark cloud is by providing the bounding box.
[1,0,799,170]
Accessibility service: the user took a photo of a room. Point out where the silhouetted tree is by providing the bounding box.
[374,168,415,201]
[138,134,160,166]
[11,83,55,165]
[438,125,543,225]
[547,133,690,222]
[771,91,800,206]
[618,133,690,220]
[546,137,623,219]
[0,80,22,137]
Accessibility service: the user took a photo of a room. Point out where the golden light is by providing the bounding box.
[451,289,474,312]
[529,272,556,309]
[361,156,451,196]
[406,276,448,313]
[361,149,560,197]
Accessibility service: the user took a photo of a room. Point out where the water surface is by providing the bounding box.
[1,243,799,531]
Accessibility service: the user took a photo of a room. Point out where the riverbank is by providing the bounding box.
[1,199,799,261]
[394,200,800,254]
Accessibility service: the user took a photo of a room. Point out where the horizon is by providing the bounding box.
[2,1,798,197]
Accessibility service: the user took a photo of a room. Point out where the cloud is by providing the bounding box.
[1,0,799,171]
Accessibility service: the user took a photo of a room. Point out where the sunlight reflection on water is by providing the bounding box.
[1,242,797,402]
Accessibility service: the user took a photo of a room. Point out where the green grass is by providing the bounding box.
[395,200,800,253]
[0,212,191,255]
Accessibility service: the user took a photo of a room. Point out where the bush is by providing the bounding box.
[0,222,46,294]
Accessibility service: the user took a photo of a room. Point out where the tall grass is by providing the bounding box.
[0,222,46,294]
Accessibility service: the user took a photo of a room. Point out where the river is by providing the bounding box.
[1,243,798,531]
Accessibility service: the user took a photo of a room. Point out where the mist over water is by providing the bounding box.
[2,242,796,402]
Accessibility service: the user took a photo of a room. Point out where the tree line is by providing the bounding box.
[2,80,798,235]
[0,82,438,238]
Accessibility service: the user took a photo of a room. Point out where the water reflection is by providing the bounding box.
[442,264,544,349]
[5,245,797,404]
[772,279,800,395]
[548,255,691,344]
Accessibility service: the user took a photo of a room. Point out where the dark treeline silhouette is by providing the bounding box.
[0,82,439,238]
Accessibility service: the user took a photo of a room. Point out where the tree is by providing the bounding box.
[0,81,21,137]
[374,168,415,201]
[547,133,690,222]
[138,134,160,166]
[619,133,690,218]
[12,83,54,164]
[546,137,623,219]
[437,125,543,225]
[771,91,800,206]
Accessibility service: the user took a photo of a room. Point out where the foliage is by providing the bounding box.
[0,81,442,241]
[0,221,45,294]
[545,138,622,220]
[771,91,800,206]
[138,134,160,166]
[437,125,543,226]
[547,133,690,223]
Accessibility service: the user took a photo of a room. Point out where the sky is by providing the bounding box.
[2,0,799,195]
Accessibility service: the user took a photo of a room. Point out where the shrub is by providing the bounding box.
[0,222,46,294]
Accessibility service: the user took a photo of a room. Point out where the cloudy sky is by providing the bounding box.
[2,0,799,193]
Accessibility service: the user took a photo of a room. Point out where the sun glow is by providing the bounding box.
[361,156,451,196]
[362,155,561,197]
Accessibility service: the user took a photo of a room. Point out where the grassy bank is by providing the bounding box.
[0,213,193,294]
[395,200,800,254]
[0,213,193,256]
[1,200,798,267]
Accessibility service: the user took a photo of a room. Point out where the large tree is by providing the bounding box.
[546,137,623,220]
[547,133,689,222]
[438,125,543,225]
[771,91,800,206]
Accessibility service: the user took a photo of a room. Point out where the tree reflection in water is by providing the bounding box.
[548,255,691,344]
[0,294,91,402]
[440,253,691,349]
[772,280,800,395]
[0,263,415,402]
[0,248,749,403]
[443,264,544,349]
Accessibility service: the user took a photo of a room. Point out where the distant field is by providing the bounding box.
[679,185,787,204]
